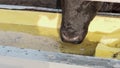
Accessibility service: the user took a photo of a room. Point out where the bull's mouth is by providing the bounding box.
[60,31,84,44]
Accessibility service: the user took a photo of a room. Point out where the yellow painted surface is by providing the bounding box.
[89,16,120,59]
[89,16,120,33]
[0,9,120,58]
[0,9,61,28]
[95,41,120,59]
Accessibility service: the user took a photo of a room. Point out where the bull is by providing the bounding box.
[60,0,120,44]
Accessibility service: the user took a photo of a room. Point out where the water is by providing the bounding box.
[0,23,98,56]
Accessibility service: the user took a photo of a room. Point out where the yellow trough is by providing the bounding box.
[0,9,119,59]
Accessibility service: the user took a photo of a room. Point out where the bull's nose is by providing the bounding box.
[61,34,83,44]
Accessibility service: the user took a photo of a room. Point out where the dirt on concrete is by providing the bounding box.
[0,31,60,52]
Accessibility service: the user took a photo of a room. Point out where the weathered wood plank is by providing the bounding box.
[0,0,120,9]
[0,0,57,8]
[86,0,120,3]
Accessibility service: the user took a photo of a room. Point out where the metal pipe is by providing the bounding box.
[0,4,120,17]
[0,4,62,13]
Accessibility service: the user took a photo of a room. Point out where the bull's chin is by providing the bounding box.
[61,35,84,44]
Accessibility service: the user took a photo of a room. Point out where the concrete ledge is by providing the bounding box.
[0,46,119,68]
